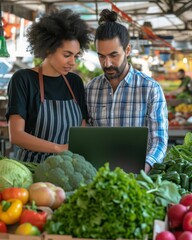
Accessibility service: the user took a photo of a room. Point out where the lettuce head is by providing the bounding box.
[0,158,33,191]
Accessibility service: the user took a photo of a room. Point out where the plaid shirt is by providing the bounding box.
[85,65,168,167]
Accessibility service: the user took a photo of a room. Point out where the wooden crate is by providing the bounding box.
[0,233,42,240]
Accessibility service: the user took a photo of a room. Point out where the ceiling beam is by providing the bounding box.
[2,3,36,21]
[174,1,192,16]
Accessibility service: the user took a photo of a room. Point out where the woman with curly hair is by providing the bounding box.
[6,9,91,163]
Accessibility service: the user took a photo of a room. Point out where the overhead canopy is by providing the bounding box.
[2,0,192,44]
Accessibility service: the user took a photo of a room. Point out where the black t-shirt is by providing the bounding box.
[6,69,87,133]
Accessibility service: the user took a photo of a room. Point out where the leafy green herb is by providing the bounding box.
[137,170,181,206]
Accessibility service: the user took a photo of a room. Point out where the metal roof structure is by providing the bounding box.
[1,0,192,49]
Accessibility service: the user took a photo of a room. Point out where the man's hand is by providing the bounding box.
[144,163,151,173]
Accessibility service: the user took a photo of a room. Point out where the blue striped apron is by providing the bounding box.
[16,67,82,163]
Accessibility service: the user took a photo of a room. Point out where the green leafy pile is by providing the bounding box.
[165,132,192,162]
[33,150,97,192]
[45,164,165,240]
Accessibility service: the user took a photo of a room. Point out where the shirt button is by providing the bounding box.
[109,92,112,95]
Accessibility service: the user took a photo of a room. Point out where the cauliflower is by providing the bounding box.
[33,151,97,192]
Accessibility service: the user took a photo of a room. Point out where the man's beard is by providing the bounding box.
[103,56,128,80]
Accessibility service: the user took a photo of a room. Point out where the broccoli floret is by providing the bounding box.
[72,157,86,172]
[33,150,97,192]
[33,162,50,182]
[60,150,73,158]
[69,172,84,189]
[45,155,64,167]
[48,168,72,191]
[60,160,74,175]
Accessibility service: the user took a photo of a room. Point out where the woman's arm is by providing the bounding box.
[8,115,68,153]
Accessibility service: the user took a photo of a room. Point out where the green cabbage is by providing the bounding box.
[0,158,33,191]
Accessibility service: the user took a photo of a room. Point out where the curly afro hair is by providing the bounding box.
[26,9,92,59]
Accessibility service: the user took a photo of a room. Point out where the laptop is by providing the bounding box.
[68,126,148,174]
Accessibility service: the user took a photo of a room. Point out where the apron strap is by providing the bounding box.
[38,66,77,104]
[38,66,44,103]
[62,75,77,104]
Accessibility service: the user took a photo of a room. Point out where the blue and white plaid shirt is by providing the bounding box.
[85,65,168,167]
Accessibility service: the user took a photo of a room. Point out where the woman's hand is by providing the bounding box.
[55,144,68,153]
[9,115,69,154]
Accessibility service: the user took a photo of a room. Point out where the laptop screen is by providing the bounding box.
[68,126,148,174]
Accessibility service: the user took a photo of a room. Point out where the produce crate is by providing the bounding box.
[152,216,168,240]
[0,234,7,240]
[0,233,42,240]
[9,234,43,240]
[1,220,167,240]
[43,235,74,240]
[0,234,148,240]
[43,234,148,240]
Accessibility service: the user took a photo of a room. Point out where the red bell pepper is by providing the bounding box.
[19,202,47,231]
[0,221,7,233]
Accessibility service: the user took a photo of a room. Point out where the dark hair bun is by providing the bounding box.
[98,9,118,25]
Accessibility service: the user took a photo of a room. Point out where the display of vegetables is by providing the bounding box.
[2,136,192,239]
[45,163,165,240]
[147,132,192,195]
[0,185,54,236]
[33,150,97,192]
[148,159,192,195]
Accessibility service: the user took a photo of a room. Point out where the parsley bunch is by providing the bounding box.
[45,164,165,239]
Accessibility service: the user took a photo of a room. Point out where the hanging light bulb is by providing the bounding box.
[0,3,10,57]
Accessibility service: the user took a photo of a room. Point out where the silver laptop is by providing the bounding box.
[68,126,148,174]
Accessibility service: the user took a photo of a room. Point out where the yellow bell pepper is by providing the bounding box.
[15,223,40,236]
[0,199,23,224]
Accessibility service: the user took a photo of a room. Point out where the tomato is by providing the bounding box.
[1,188,29,205]
[169,119,180,127]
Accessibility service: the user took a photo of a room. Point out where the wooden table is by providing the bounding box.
[168,126,192,145]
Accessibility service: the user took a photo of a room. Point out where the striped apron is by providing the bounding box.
[16,67,83,163]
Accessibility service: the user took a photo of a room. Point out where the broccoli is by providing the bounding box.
[33,150,97,192]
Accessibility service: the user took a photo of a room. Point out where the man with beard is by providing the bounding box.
[85,9,168,173]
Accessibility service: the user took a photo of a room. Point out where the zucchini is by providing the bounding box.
[164,160,176,169]
[180,173,189,190]
[184,165,192,176]
[153,163,166,171]
[167,164,182,173]
[189,181,192,192]
[148,168,163,175]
